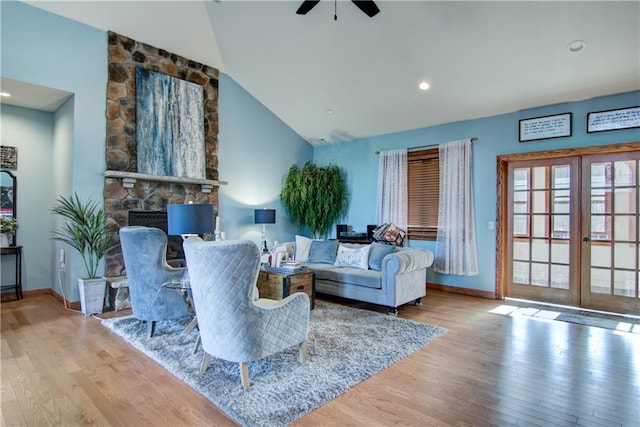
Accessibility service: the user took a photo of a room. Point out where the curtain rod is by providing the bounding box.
[375,137,477,154]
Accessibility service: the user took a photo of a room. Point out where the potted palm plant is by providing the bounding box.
[280,161,349,238]
[51,193,114,315]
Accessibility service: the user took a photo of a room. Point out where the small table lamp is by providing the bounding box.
[167,203,214,239]
[254,208,276,254]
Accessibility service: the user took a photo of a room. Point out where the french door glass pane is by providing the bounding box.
[552,165,570,189]
[532,167,548,189]
[591,268,611,294]
[532,215,548,238]
[591,188,611,214]
[532,190,548,213]
[614,270,635,297]
[531,239,549,262]
[591,162,612,187]
[614,188,636,214]
[513,239,530,261]
[614,242,636,269]
[552,215,569,237]
[513,215,529,236]
[551,240,570,264]
[513,261,529,284]
[551,264,570,289]
[591,215,611,240]
[514,168,529,191]
[531,263,549,286]
[552,190,570,213]
[513,191,529,213]
[614,160,636,186]
[591,243,612,268]
[614,216,636,241]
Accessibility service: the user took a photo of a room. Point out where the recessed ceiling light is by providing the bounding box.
[418,81,430,91]
[567,40,586,54]
[326,108,334,114]
[0,92,10,97]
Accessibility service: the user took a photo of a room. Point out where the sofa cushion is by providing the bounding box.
[334,244,371,270]
[368,242,396,271]
[308,240,339,264]
[295,235,313,262]
[304,263,382,289]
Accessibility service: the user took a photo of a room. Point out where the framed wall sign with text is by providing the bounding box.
[519,113,572,142]
[587,106,640,133]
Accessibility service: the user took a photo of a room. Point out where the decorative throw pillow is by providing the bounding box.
[334,244,371,270]
[308,240,339,264]
[295,235,313,262]
[368,242,396,271]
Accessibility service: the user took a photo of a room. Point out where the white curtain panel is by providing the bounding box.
[376,149,408,231]
[434,138,479,276]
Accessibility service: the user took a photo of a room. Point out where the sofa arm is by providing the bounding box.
[381,248,434,275]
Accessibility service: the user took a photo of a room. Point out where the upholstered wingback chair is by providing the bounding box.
[183,238,310,389]
[119,226,190,337]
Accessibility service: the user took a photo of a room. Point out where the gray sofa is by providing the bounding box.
[280,239,434,315]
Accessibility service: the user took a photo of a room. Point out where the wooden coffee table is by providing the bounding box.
[257,268,315,309]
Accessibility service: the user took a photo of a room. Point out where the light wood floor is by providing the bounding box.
[2,290,639,426]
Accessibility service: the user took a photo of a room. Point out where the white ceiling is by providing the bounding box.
[8,1,640,145]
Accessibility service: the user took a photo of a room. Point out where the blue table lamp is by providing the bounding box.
[167,203,214,238]
[254,208,276,253]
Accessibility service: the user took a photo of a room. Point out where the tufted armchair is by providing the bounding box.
[183,238,310,389]
[119,226,191,337]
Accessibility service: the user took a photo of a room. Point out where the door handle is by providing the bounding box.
[583,236,591,242]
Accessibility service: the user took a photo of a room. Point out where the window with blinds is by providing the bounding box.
[408,148,439,240]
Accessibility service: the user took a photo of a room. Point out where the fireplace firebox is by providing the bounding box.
[127,210,184,261]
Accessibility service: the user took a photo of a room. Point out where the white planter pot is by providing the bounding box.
[0,233,9,248]
[78,277,106,316]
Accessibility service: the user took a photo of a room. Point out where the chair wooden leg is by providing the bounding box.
[200,352,210,373]
[147,320,156,338]
[299,341,308,363]
[240,362,250,389]
[192,334,201,354]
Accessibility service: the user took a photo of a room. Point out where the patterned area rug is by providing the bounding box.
[101,301,446,426]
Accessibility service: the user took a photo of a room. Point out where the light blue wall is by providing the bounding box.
[314,91,640,292]
[1,1,107,299]
[217,73,313,247]
[0,105,54,291]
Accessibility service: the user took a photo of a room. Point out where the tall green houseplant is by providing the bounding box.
[51,193,113,279]
[281,162,349,238]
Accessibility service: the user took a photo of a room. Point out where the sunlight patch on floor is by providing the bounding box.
[488,304,639,334]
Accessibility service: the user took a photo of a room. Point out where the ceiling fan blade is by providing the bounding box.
[296,0,321,15]
[352,0,380,17]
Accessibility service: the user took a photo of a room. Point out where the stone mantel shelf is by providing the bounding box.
[105,170,228,193]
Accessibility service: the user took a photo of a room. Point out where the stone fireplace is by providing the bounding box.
[104,31,221,277]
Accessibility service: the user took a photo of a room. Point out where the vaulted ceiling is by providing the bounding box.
[15,1,640,145]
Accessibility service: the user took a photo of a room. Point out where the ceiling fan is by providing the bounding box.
[296,1,380,19]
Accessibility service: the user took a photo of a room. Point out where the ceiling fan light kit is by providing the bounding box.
[296,0,380,20]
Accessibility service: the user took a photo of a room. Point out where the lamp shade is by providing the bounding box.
[167,203,214,235]
[254,209,276,224]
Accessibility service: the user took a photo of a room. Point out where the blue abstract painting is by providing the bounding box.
[136,68,205,179]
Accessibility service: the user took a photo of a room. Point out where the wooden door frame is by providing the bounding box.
[495,141,640,300]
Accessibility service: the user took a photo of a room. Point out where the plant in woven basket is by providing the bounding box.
[280,161,349,239]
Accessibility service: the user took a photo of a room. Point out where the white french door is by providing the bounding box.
[581,152,640,314]
[503,150,640,315]
[506,158,580,307]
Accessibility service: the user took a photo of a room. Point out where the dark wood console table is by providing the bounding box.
[1,246,23,300]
